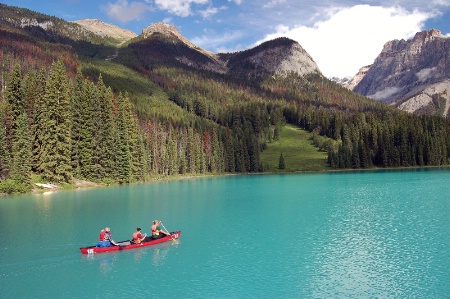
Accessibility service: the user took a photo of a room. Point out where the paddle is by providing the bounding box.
[160,221,176,242]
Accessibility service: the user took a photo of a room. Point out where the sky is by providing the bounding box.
[2,0,450,78]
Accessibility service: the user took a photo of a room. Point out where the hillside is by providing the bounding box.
[73,19,137,43]
[260,125,329,172]
[0,3,449,193]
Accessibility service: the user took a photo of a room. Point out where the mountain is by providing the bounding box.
[0,3,114,45]
[351,29,450,116]
[127,23,321,80]
[73,19,137,43]
[132,22,227,74]
[221,37,320,82]
[331,65,371,90]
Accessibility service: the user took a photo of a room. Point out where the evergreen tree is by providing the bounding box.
[70,70,84,177]
[5,63,24,123]
[39,60,72,183]
[10,113,32,186]
[22,69,38,126]
[167,128,177,175]
[187,127,196,173]
[0,111,9,178]
[79,80,96,179]
[31,67,48,173]
[279,153,285,170]
[130,120,146,180]
[115,92,131,183]
[4,63,23,153]
[96,75,117,180]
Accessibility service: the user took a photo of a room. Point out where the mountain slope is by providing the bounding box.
[73,19,137,43]
[0,3,117,45]
[352,29,450,116]
[221,37,320,82]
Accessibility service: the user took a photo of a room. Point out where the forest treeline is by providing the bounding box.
[0,59,281,193]
[147,66,450,170]
[1,39,450,194]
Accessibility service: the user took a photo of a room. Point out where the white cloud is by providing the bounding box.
[228,0,243,4]
[154,0,208,17]
[369,86,402,101]
[263,0,286,9]
[199,6,228,19]
[256,5,434,78]
[102,0,152,23]
[416,67,437,82]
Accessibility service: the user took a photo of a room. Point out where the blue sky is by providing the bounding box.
[2,0,449,78]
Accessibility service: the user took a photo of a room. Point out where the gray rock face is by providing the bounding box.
[244,43,320,77]
[353,29,450,116]
[224,38,321,81]
[332,65,371,90]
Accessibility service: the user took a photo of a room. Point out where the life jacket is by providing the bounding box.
[151,225,159,236]
[99,230,106,241]
[133,231,142,243]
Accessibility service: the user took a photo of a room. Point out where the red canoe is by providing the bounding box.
[80,231,181,254]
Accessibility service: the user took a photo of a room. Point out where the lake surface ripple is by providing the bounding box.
[1,168,449,298]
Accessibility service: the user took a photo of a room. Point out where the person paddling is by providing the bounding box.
[131,227,146,244]
[97,227,118,247]
[151,220,169,239]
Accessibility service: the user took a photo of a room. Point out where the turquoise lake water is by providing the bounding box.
[1,168,450,298]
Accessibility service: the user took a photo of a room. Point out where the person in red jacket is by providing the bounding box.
[97,227,118,247]
[131,228,146,244]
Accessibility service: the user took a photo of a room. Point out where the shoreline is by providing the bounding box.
[3,165,449,196]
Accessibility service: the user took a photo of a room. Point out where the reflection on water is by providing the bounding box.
[35,195,53,225]
[151,241,179,266]
[80,241,180,275]
[82,252,119,275]
[131,241,180,266]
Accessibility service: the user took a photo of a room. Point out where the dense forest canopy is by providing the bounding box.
[0,4,449,193]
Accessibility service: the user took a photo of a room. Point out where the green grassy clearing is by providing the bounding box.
[260,124,329,172]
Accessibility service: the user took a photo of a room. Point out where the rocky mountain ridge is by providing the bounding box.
[222,37,320,81]
[332,65,371,90]
[73,19,137,43]
[346,29,450,116]
[80,20,321,79]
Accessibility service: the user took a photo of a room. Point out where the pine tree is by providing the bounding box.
[31,67,48,173]
[130,120,146,180]
[39,60,72,183]
[0,111,9,178]
[70,70,84,177]
[10,113,32,187]
[115,92,131,183]
[167,128,177,175]
[22,69,38,126]
[79,80,97,179]
[5,63,24,123]
[96,75,116,180]
[4,63,23,153]
[279,153,285,170]
[187,127,196,173]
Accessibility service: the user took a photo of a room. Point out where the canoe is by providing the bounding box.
[80,231,181,254]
